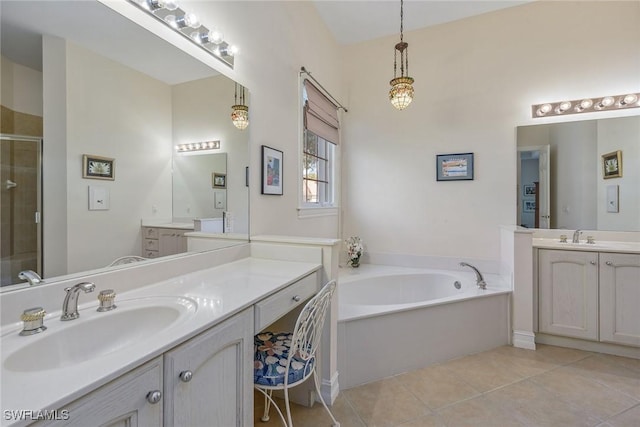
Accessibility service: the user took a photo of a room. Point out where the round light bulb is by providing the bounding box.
[621,93,638,105]
[164,14,178,28]
[210,29,224,44]
[183,12,200,28]
[539,103,552,114]
[601,96,615,107]
[228,45,239,56]
[580,99,593,109]
[163,0,179,11]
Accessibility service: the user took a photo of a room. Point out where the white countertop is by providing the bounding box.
[533,238,640,253]
[0,257,320,425]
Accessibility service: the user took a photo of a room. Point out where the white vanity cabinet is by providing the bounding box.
[32,357,164,427]
[599,253,640,347]
[163,308,253,427]
[538,249,599,340]
[142,227,189,258]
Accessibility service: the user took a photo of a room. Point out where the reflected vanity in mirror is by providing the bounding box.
[517,116,639,231]
[0,0,249,290]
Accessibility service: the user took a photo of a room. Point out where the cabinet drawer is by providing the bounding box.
[144,238,159,251]
[255,273,318,332]
[144,227,159,239]
[145,250,159,258]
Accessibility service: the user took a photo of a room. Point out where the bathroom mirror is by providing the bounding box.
[0,0,249,290]
[516,116,639,231]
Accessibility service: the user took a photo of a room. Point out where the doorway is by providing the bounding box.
[0,134,42,286]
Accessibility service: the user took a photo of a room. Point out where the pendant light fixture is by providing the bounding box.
[231,83,249,130]
[389,0,414,110]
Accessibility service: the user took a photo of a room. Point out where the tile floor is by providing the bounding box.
[254,344,640,427]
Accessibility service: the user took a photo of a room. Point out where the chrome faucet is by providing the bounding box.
[459,262,487,290]
[572,229,582,243]
[18,270,43,286]
[61,282,95,321]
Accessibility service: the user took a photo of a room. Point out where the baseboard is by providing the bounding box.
[319,371,340,405]
[512,330,536,350]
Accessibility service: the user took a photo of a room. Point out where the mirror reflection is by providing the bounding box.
[0,0,249,290]
[517,116,639,231]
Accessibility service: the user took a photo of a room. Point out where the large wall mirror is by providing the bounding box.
[0,0,249,291]
[517,116,639,231]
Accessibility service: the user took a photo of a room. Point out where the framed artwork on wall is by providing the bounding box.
[436,153,474,181]
[524,200,536,212]
[524,184,536,196]
[261,145,283,195]
[82,154,115,180]
[212,173,226,188]
[602,150,622,179]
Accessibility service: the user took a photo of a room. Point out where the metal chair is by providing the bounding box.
[107,256,148,267]
[254,280,339,426]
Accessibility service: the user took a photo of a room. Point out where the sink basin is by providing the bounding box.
[3,296,197,372]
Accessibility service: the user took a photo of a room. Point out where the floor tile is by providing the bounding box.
[254,393,363,427]
[569,355,640,400]
[439,350,523,392]
[530,365,639,420]
[395,364,480,410]
[343,377,431,427]
[436,395,526,427]
[485,379,603,426]
[603,404,640,427]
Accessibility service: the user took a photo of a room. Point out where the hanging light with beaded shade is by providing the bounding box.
[389,0,414,110]
[231,83,249,130]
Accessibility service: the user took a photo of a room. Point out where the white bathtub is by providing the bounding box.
[337,264,512,388]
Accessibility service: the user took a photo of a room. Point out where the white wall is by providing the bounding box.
[65,42,173,273]
[341,1,640,262]
[171,74,249,233]
[182,0,343,240]
[0,55,42,116]
[597,116,640,231]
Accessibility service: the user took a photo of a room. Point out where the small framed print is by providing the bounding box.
[524,200,536,212]
[83,155,114,180]
[436,153,474,181]
[261,145,283,195]
[524,184,536,196]
[212,173,226,188]
[602,150,622,179]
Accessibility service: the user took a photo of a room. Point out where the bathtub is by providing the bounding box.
[337,264,512,388]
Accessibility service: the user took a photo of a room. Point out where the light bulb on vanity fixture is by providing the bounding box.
[389,0,414,110]
[532,92,640,118]
[126,0,238,68]
[175,140,221,154]
[231,83,249,130]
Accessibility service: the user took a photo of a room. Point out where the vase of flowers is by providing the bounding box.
[345,236,363,268]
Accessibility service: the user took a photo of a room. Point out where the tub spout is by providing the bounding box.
[459,262,487,290]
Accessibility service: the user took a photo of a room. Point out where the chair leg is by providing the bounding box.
[284,386,293,427]
[255,387,288,426]
[312,371,340,427]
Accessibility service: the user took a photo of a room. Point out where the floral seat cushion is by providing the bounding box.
[254,331,314,387]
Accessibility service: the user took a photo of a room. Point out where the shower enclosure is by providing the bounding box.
[0,134,42,287]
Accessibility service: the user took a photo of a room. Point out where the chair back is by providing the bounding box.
[289,280,336,363]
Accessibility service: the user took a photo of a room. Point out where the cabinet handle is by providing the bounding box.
[605,261,613,266]
[292,295,301,302]
[179,370,193,382]
[590,261,596,265]
[146,390,162,404]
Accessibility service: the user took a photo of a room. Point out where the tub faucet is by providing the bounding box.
[18,270,42,286]
[572,229,582,243]
[61,282,95,321]
[459,262,487,290]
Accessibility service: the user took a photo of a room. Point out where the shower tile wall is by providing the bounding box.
[1,105,42,285]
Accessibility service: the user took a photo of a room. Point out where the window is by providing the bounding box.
[301,80,339,212]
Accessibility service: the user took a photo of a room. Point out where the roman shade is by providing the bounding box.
[304,80,339,144]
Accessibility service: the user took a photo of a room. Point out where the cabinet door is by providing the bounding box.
[33,357,163,427]
[599,253,640,347]
[164,308,253,427]
[158,229,178,256]
[538,249,599,340]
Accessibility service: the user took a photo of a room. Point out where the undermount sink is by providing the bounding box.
[3,296,197,372]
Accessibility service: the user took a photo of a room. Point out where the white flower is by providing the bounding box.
[345,236,363,262]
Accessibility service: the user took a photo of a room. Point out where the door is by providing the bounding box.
[0,134,42,287]
[537,144,551,228]
[517,145,550,229]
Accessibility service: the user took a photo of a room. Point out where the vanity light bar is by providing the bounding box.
[127,0,237,68]
[532,92,640,118]
[175,140,220,153]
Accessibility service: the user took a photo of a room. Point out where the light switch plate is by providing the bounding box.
[89,185,110,210]
[606,185,619,213]
[214,191,226,209]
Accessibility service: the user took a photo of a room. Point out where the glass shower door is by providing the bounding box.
[0,134,42,287]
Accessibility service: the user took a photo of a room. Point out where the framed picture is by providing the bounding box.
[82,154,114,180]
[261,145,283,195]
[524,184,536,196]
[602,150,622,179]
[523,200,536,212]
[436,153,474,181]
[212,173,226,188]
